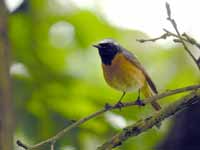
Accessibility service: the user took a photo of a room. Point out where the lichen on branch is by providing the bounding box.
[97,90,200,150]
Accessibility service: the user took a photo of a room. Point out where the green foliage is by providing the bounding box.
[11,0,199,150]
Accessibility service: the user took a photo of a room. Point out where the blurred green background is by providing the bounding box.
[4,0,199,150]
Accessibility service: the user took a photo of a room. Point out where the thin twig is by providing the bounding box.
[136,29,189,44]
[165,2,200,70]
[137,3,200,70]
[17,84,200,149]
[97,90,200,150]
[137,28,200,49]
[136,33,170,43]
[182,33,200,49]
[163,29,188,43]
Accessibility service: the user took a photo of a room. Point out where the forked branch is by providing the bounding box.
[97,91,200,149]
[137,2,200,70]
[17,84,200,149]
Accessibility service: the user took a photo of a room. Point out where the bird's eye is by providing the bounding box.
[100,43,111,48]
[99,43,106,47]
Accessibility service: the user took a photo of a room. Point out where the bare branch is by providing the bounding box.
[165,2,171,19]
[165,2,200,70]
[137,2,200,70]
[97,90,200,150]
[137,28,200,49]
[182,33,200,49]
[17,84,200,150]
[136,33,170,43]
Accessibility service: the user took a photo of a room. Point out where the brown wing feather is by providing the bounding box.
[121,48,158,94]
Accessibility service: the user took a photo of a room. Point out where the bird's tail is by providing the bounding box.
[141,83,161,111]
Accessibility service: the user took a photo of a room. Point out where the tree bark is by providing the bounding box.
[0,1,13,150]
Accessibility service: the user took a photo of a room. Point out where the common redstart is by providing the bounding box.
[93,39,161,111]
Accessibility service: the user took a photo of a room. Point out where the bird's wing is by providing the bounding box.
[122,48,158,94]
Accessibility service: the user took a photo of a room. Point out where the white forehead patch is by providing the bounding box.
[99,38,118,45]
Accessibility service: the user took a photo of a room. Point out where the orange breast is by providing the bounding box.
[102,53,146,92]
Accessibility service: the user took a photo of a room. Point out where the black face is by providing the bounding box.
[94,40,121,65]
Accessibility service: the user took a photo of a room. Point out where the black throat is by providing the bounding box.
[98,49,118,65]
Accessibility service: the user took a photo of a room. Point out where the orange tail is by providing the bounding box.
[141,83,161,111]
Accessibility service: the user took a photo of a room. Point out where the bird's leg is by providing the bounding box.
[119,92,126,102]
[135,89,145,106]
[115,92,126,109]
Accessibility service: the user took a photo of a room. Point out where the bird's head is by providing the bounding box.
[93,39,121,65]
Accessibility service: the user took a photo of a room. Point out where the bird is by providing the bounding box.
[93,39,161,111]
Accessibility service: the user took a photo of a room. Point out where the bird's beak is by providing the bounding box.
[93,44,100,48]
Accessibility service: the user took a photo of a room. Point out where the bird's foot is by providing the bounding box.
[114,101,124,110]
[135,96,145,107]
[135,89,145,107]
